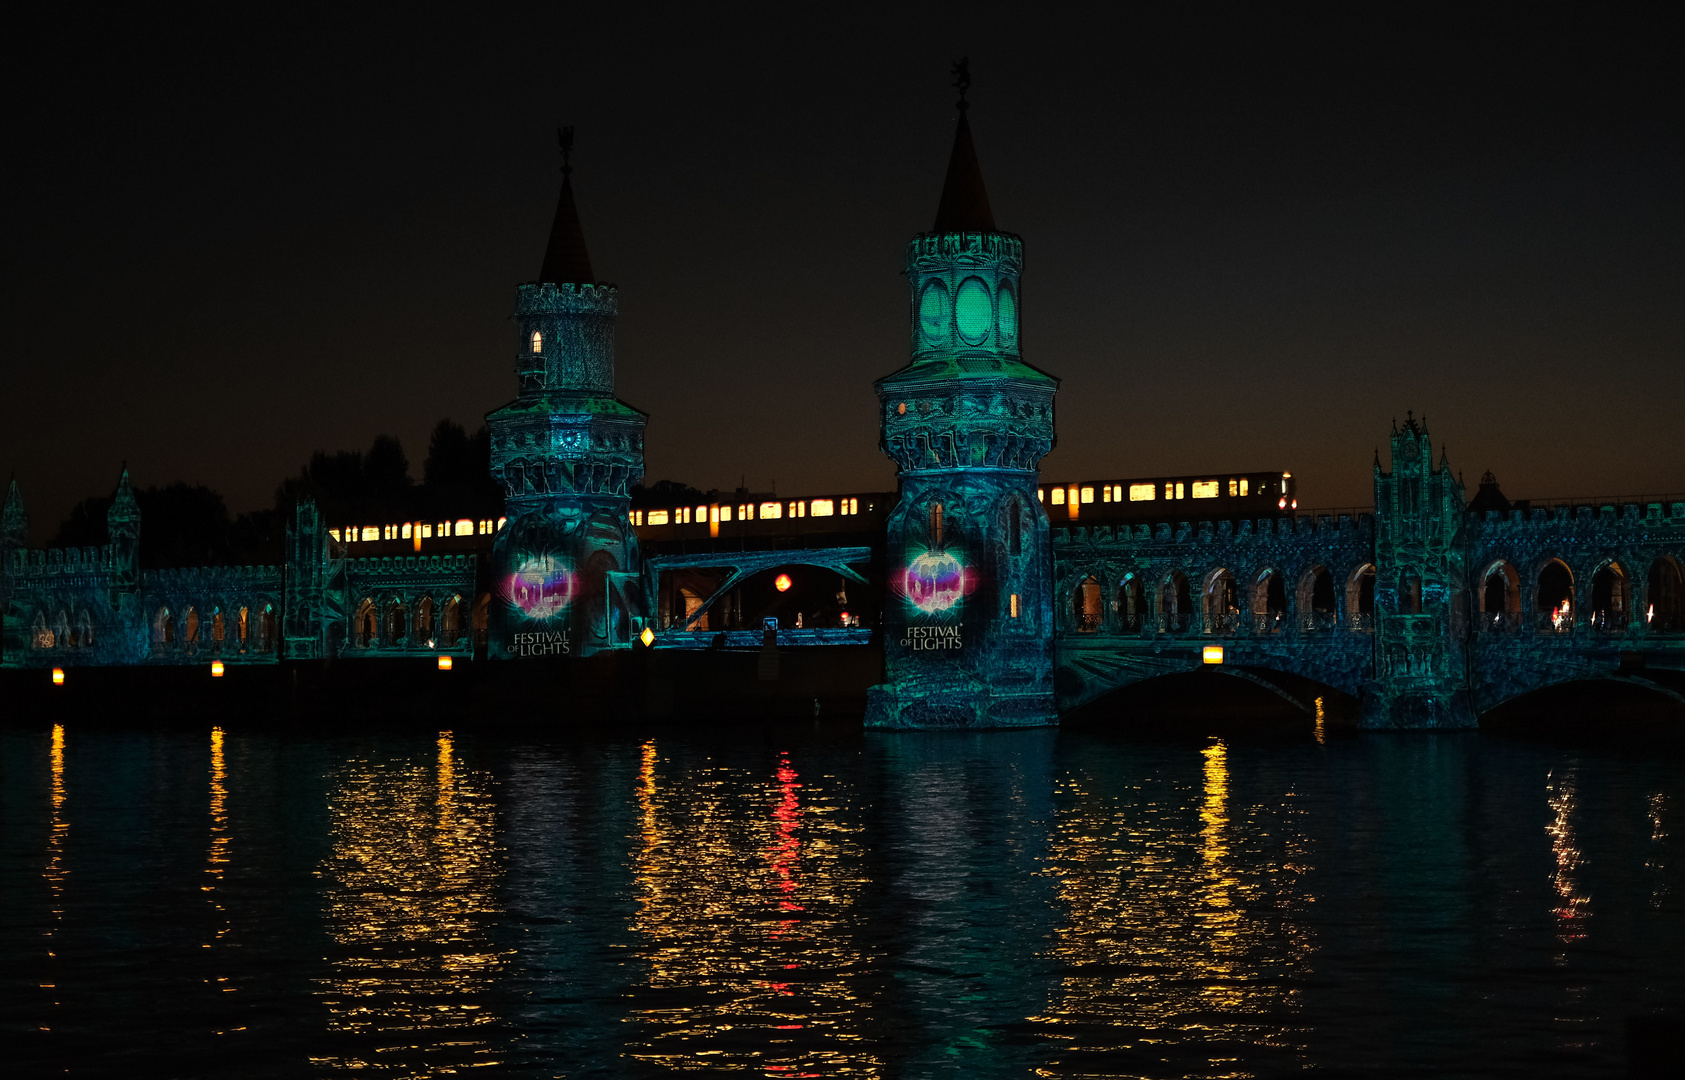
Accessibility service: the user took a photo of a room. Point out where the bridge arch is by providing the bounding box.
[1535,558,1575,632]
[1202,567,1239,635]
[1298,565,1337,632]
[1644,556,1684,632]
[1589,560,1631,633]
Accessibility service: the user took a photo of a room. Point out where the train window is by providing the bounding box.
[1037,488,1045,502]
[1192,481,1219,499]
[1051,487,1065,505]
[1080,486,1094,503]
[1129,484,1155,502]
[719,506,732,522]
[1240,478,1249,496]
[811,499,834,517]
[1101,486,1112,503]
[1176,482,1185,499]
[760,502,783,519]
[648,510,669,525]
[1164,483,1174,500]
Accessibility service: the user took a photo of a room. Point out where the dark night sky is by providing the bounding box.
[4,8,1681,543]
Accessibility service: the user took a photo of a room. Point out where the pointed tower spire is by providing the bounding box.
[108,466,140,542]
[931,58,996,234]
[539,126,596,285]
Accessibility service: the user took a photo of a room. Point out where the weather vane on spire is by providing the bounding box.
[952,57,971,111]
[558,126,575,176]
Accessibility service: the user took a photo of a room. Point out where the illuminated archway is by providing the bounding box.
[1117,573,1148,632]
[1251,568,1286,634]
[1589,561,1629,633]
[1644,557,1684,632]
[1203,568,1238,635]
[1161,570,1193,633]
[1074,576,1102,633]
[354,598,377,648]
[1297,566,1336,632]
[1346,564,1376,632]
[1536,559,1575,632]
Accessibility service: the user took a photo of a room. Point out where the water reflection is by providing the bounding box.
[312,733,505,1074]
[626,740,878,1075]
[1035,738,1312,1076]
[1546,768,1590,943]
[40,723,67,1029]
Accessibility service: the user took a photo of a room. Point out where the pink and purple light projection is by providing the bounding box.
[896,549,974,616]
[502,554,577,620]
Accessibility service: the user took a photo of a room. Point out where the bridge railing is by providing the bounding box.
[1157,612,1196,635]
[1348,613,1375,633]
[1205,612,1241,636]
[1253,612,1287,635]
[1299,612,1338,633]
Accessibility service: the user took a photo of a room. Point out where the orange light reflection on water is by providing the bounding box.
[311,731,505,1073]
[627,741,878,1076]
[1032,739,1313,1071]
[1546,768,1590,943]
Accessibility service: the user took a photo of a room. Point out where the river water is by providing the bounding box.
[2,722,1680,1077]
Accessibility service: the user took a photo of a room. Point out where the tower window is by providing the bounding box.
[530,331,543,353]
[931,502,944,546]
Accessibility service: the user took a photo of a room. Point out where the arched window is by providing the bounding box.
[1118,574,1148,632]
[1478,561,1522,632]
[1647,558,1685,633]
[54,610,73,649]
[32,611,52,649]
[386,600,406,646]
[237,606,249,648]
[1537,560,1575,632]
[77,610,93,649]
[1252,569,1286,633]
[354,598,377,648]
[1590,562,1629,633]
[211,610,226,645]
[154,607,174,645]
[1007,497,1022,556]
[262,605,277,653]
[442,595,463,646]
[530,330,543,353]
[1074,576,1102,632]
[1346,565,1376,632]
[414,596,435,646]
[930,502,944,548]
[1204,568,1239,635]
[1298,566,1336,632]
[1162,570,1193,632]
[184,607,200,645]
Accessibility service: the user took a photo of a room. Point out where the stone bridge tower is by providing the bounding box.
[866,72,1059,729]
[487,130,647,659]
[1365,414,1475,728]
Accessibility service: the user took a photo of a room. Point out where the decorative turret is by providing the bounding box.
[867,62,1060,729]
[487,130,647,658]
[1365,412,1474,728]
[1,478,24,552]
[106,468,141,598]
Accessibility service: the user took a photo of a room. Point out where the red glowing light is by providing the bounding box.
[774,573,792,592]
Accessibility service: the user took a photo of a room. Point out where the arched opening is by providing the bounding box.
[1537,559,1575,632]
[1478,560,1522,633]
[1161,570,1193,633]
[1203,568,1238,635]
[1645,557,1684,633]
[354,598,377,648]
[1006,497,1022,556]
[77,610,93,649]
[442,595,464,646]
[930,502,945,548]
[413,596,435,646]
[211,610,226,649]
[261,605,277,653]
[1346,564,1376,632]
[237,606,249,650]
[184,608,200,650]
[1251,569,1287,634]
[1298,566,1336,632]
[55,610,73,649]
[1589,562,1629,633]
[32,611,52,649]
[1118,574,1148,632]
[1075,576,1102,632]
[386,600,406,646]
[154,607,174,646]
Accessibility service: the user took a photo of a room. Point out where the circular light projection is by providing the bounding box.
[997,282,1017,342]
[918,280,950,345]
[954,277,992,345]
[775,573,793,592]
[905,551,967,614]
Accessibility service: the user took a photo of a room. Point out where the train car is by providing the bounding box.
[1038,471,1297,524]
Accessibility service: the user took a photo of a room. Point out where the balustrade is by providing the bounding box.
[1300,611,1338,633]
